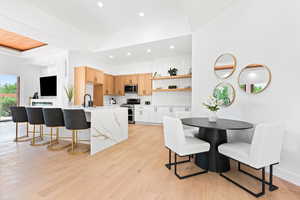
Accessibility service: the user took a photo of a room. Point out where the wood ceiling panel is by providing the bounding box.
[0,29,47,51]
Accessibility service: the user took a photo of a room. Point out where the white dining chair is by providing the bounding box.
[163,116,210,179]
[218,122,285,197]
[174,111,199,137]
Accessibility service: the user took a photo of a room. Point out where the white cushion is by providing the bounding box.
[178,137,210,156]
[218,142,254,166]
[183,128,198,137]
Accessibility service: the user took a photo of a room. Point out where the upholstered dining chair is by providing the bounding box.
[218,122,285,198]
[10,106,31,142]
[163,116,210,179]
[174,111,199,137]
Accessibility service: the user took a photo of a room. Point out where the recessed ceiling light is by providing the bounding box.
[97,2,104,8]
[127,52,132,56]
[139,12,145,17]
[169,45,175,49]
[147,49,151,53]
[109,55,114,59]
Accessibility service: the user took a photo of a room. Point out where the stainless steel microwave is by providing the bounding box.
[124,85,138,93]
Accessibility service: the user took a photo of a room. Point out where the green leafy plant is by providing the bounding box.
[168,67,178,76]
[64,86,74,103]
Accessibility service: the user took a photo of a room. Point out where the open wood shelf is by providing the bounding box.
[152,88,192,92]
[151,74,192,80]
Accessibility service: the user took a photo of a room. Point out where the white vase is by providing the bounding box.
[208,111,217,122]
[68,101,73,107]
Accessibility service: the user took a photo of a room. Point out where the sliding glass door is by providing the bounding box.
[0,75,19,121]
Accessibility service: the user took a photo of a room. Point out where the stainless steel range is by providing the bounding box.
[120,98,141,124]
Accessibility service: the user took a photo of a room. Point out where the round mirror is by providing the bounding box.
[238,64,271,94]
[214,53,237,79]
[213,82,236,107]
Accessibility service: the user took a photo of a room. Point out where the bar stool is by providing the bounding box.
[26,107,50,146]
[10,106,31,142]
[63,109,90,154]
[43,108,71,151]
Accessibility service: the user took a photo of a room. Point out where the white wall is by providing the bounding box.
[0,54,41,106]
[192,0,300,185]
[110,55,192,105]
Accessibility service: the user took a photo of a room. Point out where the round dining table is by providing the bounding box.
[182,118,253,173]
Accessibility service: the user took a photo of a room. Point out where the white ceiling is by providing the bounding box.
[0,0,239,53]
[95,34,192,65]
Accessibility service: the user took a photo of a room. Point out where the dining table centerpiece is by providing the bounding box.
[203,96,223,122]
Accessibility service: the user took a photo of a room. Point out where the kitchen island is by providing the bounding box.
[83,106,128,155]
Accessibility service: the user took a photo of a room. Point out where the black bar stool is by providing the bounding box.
[10,106,31,142]
[63,109,90,154]
[43,108,71,151]
[26,107,49,146]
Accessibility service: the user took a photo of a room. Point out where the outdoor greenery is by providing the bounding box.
[0,83,17,118]
[0,97,16,117]
[0,83,16,94]
[213,85,231,106]
[253,85,263,93]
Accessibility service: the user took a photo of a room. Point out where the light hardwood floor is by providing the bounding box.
[0,123,299,200]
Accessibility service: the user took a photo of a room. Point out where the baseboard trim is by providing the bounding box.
[274,167,300,186]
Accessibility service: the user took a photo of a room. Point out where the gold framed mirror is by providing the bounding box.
[214,53,237,79]
[238,64,272,94]
[213,82,236,107]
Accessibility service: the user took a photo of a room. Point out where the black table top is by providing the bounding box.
[182,118,253,131]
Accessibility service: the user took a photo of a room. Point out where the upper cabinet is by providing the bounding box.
[85,67,104,85]
[138,73,152,96]
[124,75,138,85]
[74,66,104,106]
[114,75,125,96]
[104,74,115,95]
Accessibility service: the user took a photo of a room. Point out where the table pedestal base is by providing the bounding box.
[195,127,230,173]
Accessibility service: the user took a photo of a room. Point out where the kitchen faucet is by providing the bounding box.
[83,94,92,107]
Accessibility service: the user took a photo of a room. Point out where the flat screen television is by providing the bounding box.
[40,76,57,96]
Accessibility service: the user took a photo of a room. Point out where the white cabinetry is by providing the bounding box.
[135,106,150,122]
[135,105,191,124]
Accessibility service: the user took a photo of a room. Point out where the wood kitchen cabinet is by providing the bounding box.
[114,75,125,96]
[138,73,152,96]
[104,74,115,95]
[124,75,138,85]
[85,67,104,84]
[74,66,104,106]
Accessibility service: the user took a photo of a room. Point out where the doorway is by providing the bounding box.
[0,75,20,121]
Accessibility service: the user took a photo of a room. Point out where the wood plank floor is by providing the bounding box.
[0,122,299,200]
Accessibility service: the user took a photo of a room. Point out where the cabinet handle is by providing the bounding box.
[154,106,158,112]
[139,110,143,115]
[169,107,173,112]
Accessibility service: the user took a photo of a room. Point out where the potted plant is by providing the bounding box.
[64,86,74,106]
[203,96,223,122]
[168,67,178,76]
